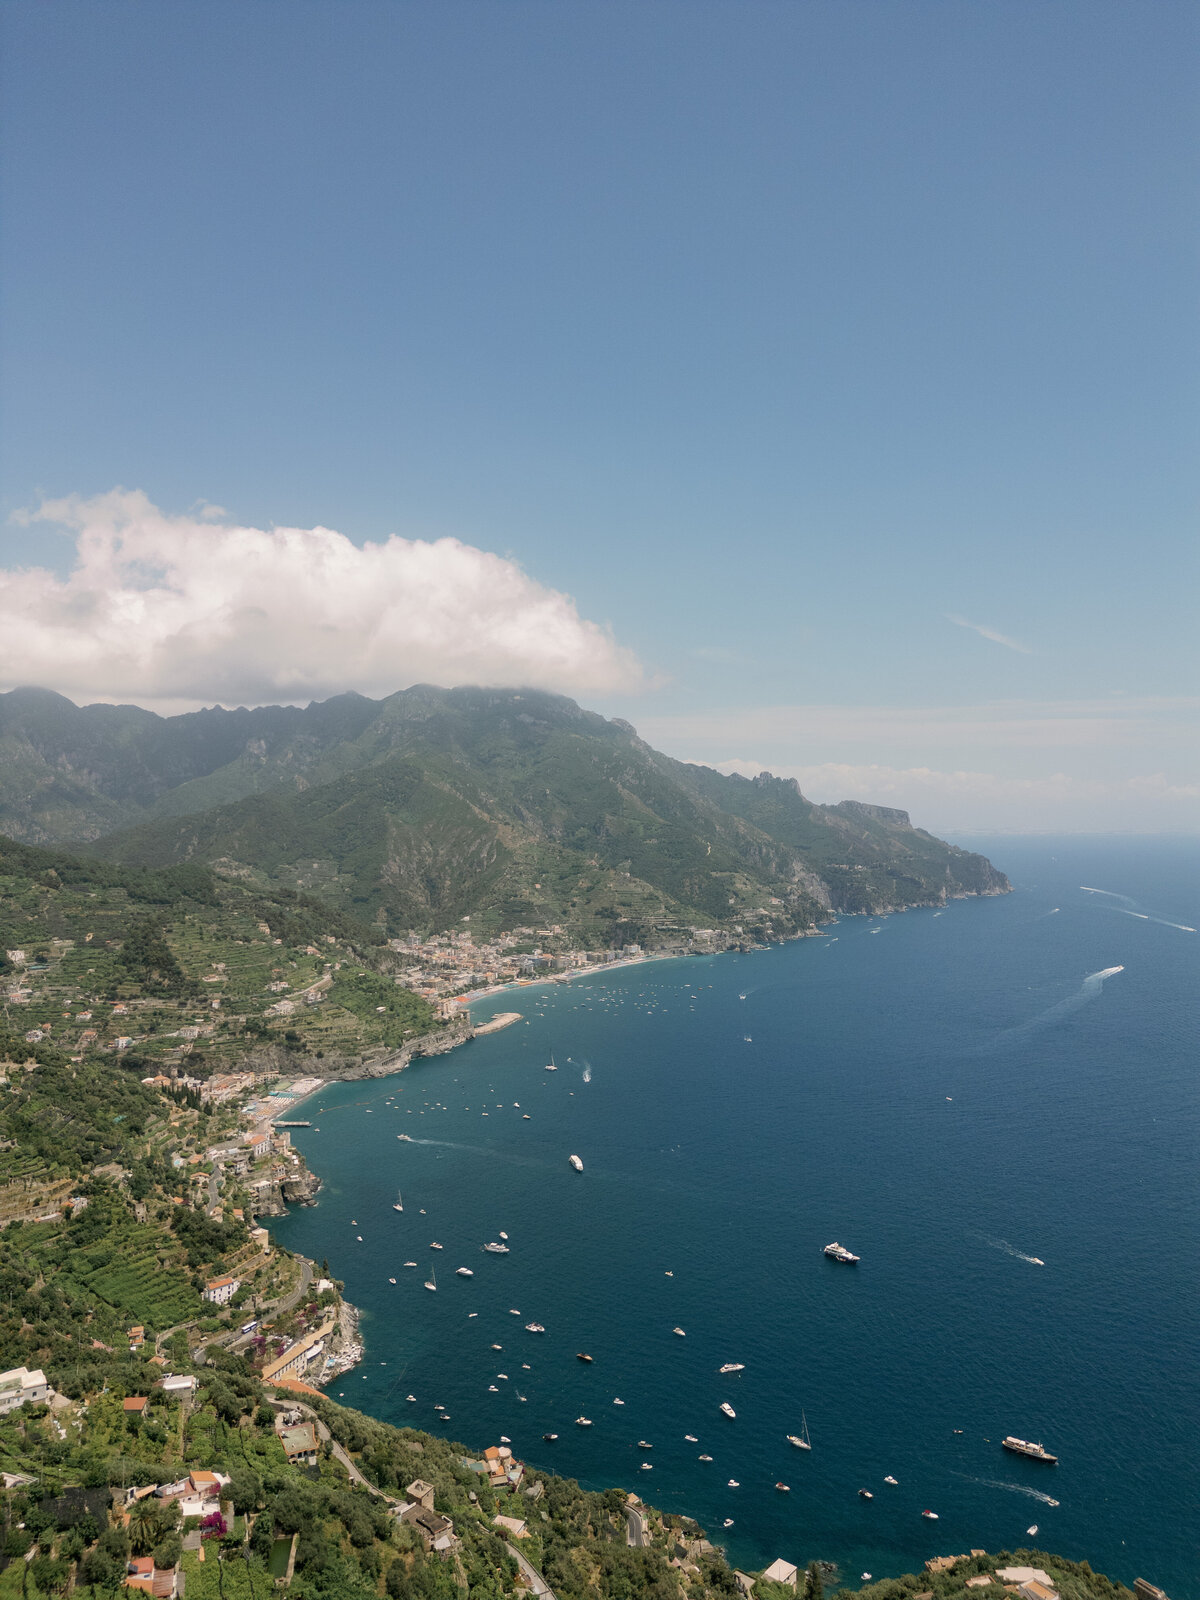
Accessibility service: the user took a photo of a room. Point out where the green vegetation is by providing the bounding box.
[1,685,1007,943]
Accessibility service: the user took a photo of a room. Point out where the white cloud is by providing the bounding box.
[946,612,1034,654]
[1,490,643,709]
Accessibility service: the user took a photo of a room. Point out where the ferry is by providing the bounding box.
[823,1241,860,1263]
[719,1402,736,1419]
[483,1241,510,1253]
[718,1363,745,1374]
[568,1154,584,1172]
[1003,1435,1058,1463]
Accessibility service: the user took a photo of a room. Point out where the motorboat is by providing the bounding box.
[491,1344,502,1350]
[488,1385,499,1392]
[723,1519,734,1529]
[699,1454,713,1462]
[858,1489,873,1500]
[430,1242,443,1250]
[884,1475,898,1485]
[718,1363,745,1374]
[641,1462,652,1471]
[484,1242,510,1253]
[456,1267,473,1277]
[673,1327,686,1337]
[577,1353,594,1363]
[637,1441,652,1449]
[727,1479,739,1488]
[499,1232,508,1240]
[613,1398,624,1405]
[388,1277,397,1284]
[542,1433,558,1441]
[568,1154,584,1171]
[922,1510,938,1520]
[1028,1525,1039,1537]
[525,1322,545,1333]
[719,1402,736,1419]
[404,1261,417,1268]
[824,1241,860,1263]
[406,1394,416,1402]
[684,1434,698,1442]
[775,1483,789,1492]
[575,1416,592,1427]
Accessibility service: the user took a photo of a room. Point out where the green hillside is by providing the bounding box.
[0,685,1007,940]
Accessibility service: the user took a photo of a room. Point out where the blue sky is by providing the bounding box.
[1,1,1196,830]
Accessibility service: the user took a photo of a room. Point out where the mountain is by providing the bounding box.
[0,684,1008,940]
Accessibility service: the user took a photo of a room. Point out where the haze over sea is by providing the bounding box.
[273,838,1199,1596]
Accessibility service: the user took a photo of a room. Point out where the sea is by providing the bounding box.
[271,837,1199,1595]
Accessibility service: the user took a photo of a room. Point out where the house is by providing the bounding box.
[260,1316,335,1384]
[406,1479,436,1510]
[160,1374,197,1396]
[128,1325,146,1351]
[123,1556,183,1596]
[762,1560,798,1588]
[493,1514,528,1539]
[278,1423,319,1465]
[250,1226,271,1254]
[0,1367,49,1415]
[480,1444,524,1492]
[123,1396,149,1414]
[399,1502,458,1555]
[1019,1584,1060,1600]
[202,1274,240,1305]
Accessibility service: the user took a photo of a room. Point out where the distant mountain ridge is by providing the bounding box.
[0,685,1008,941]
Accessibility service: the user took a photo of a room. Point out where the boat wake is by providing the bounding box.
[996,966,1124,1041]
[1080,886,1196,934]
[953,1472,1060,1507]
[582,1065,592,1083]
[979,1235,1044,1266]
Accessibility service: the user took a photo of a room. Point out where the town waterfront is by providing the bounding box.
[272,837,1199,1595]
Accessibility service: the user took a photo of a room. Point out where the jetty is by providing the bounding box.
[274,1120,312,1128]
[474,1012,522,1036]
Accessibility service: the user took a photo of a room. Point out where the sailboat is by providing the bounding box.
[393,1190,403,1212]
[424,1265,437,1292]
[787,1412,812,1450]
[545,1053,558,1071]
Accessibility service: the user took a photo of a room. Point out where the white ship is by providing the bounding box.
[823,1241,860,1263]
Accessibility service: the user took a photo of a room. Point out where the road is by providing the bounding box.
[265,1395,398,1502]
[626,1504,648,1548]
[505,1541,558,1600]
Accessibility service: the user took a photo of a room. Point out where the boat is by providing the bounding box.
[509,1309,521,1316]
[824,1242,860,1263]
[788,1412,812,1450]
[1030,1256,1045,1265]
[884,1475,897,1485]
[545,1055,558,1072]
[568,1154,584,1172]
[356,1235,363,1242]
[398,1133,413,1141]
[543,1433,558,1441]
[491,1344,503,1350]
[922,1510,938,1520]
[640,1463,652,1470]
[722,1519,734,1529]
[523,1114,531,1119]
[1003,1435,1058,1463]
[483,1242,510,1253]
[388,1277,397,1284]
[525,1322,545,1333]
[719,1402,736,1419]
[393,1191,403,1212]
[739,992,747,1000]
[577,1353,594,1363]
[430,1241,443,1250]
[456,1267,474,1277]
[404,1261,417,1268]
[575,1416,592,1427]
[718,1363,745,1374]
[488,1385,499,1392]
[637,1440,652,1449]
[499,1231,508,1240]
[775,1482,790,1492]
[699,1454,713,1462]
[858,1489,873,1500]
[424,1267,437,1292]
[1027,1525,1039,1537]
[406,1394,416,1402]
[684,1434,698,1442]
[727,1479,739,1488]
[664,1270,673,1277]
[673,1326,686,1337]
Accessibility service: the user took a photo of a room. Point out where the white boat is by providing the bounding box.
[525,1322,545,1333]
[884,1475,897,1485]
[788,1412,812,1450]
[722,1519,734,1529]
[406,1394,416,1402]
[640,1463,652,1471]
[499,1231,508,1240]
[393,1191,403,1212]
[356,1235,363,1242]
[719,1402,736,1419]
[727,1479,739,1488]
[684,1434,698,1442]
[823,1241,860,1263]
[1027,1525,1038,1536]
[483,1242,510,1253]
[404,1261,417,1268]
[718,1363,745,1374]
[545,1055,558,1071]
[637,1441,652,1449]
[509,1309,521,1315]
[673,1326,686,1337]
[388,1277,397,1285]
[699,1454,713,1462]
[575,1416,592,1426]
[424,1267,437,1292]
[568,1154,583,1171]
[456,1267,474,1277]
[488,1385,499,1392]
[430,1241,443,1250]
[613,1398,624,1405]
[922,1510,938,1520]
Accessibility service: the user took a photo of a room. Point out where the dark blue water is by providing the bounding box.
[272,838,1199,1594]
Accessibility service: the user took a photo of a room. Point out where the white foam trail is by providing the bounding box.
[954,1474,1060,1507]
[998,966,1123,1040]
[582,1066,592,1083]
[982,1235,1044,1266]
[1081,885,1196,932]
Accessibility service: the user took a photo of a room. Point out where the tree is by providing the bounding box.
[151,1531,182,1569]
[804,1563,824,1600]
[229,1468,262,1514]
[30,1555,69,1596]
[80,1547,120,1592]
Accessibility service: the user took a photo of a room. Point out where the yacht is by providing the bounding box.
[575,1416,592,1427]
[483,1242,510,1253]
[543,1433,558,1441]
[406,1394,416,1402]
[699,1454,713,1462]
[1003,1435,1058,1463]
[673,1326,686,1337]
[576,1353,594,1363]
[775,1483,789,1492]
[921,1510,938,1520]
[788,1412,813,1450]
[823,1241,860,1263]
[719,1402,736,1419]
[424,1267,437,1292]
[393,1191,403,1212]
[718,1363,745,1374]
[684,1434,698,1442]
[404,1261,418,1268]
[525,1322,545,1333]
[858,1489,873,1500]
[546,1055,558,1072]
[884,1475,897,1485]
[430,1241,443,1250]
[456,1267,473,1277]
[568,1154,584,1172]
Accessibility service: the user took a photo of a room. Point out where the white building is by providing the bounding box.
[202,1274,240,1305]
[0,1367,49,1415]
